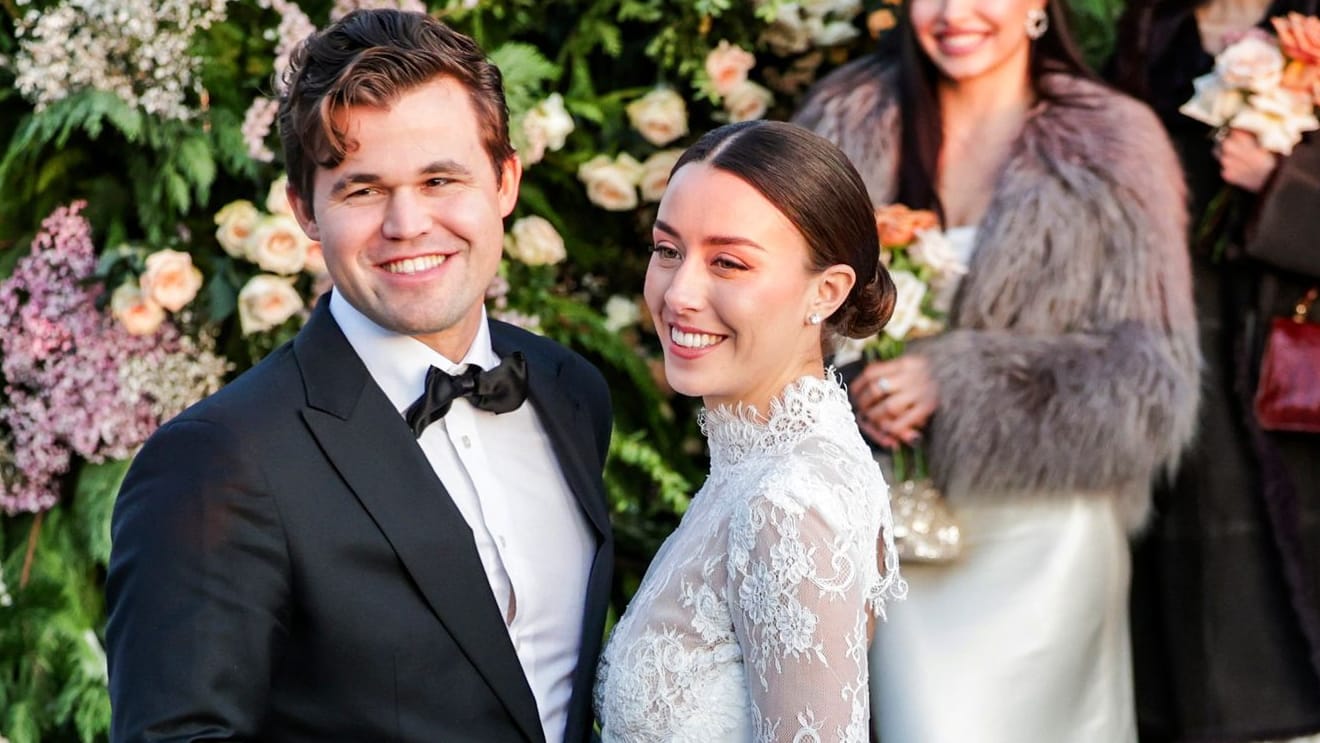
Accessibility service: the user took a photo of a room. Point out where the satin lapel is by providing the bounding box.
[293,303,544,743]
[491,325,610,539]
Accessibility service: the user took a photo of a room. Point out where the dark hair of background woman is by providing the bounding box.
[878,0,1100,218]
[669,120,897,340]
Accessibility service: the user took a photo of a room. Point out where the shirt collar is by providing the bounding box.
[329,289,499,414]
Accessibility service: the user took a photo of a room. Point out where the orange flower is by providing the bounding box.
[1282,59,1320,106]
[874,204,940,247]
[1273,12,1320,66]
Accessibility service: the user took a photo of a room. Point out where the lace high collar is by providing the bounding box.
[699,371,854,469]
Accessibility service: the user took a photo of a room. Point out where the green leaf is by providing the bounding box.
[72,459,131,566]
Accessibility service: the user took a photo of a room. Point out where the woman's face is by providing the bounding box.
[909,0,1046,90]
[643,162,850,412]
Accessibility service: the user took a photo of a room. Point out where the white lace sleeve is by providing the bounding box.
[726,441,897,743]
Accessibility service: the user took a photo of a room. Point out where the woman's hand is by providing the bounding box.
[850,355,938,449]
[1216,129,1279,193]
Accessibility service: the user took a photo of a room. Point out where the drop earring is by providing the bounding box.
[1025,8,1049,40]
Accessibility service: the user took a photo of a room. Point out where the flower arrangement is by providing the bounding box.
[1180,13,1320,155]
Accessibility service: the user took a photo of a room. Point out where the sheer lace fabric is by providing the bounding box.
[595,373,905,742]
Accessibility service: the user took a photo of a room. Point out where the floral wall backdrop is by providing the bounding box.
[0,0,1120,739]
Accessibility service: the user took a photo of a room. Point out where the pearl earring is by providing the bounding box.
[808,313,822,326]
[1025,8,1049,39]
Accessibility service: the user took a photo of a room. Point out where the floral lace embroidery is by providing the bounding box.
[596,373,907,742]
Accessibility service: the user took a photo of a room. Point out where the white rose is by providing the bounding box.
[139,249,203,312]
[1231,87,1320,154]
[214,200,260,258]
[520,93,575,166]
[266,174,294,216]
[705,40,757,97]
[761,5,813,56]
[505,215,567,266]
[908,228,968,281]
[723,80,775,123]
[603,294,641,332]
[626,87,689,147]
[578,155,642,211]
[1179,74,1247,127]
[110,281,166,336]
[1217,34,1285,92]
[807,16,860,47]
[238,275,305,336]
[639,149,684,202]
[247,214,312,275]
[883,270,927,341]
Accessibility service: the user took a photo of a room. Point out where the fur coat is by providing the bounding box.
[795,57,1201,530]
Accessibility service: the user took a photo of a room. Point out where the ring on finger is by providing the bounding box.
[875,375,893,395]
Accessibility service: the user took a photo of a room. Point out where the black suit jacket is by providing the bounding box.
[105,300,614,742]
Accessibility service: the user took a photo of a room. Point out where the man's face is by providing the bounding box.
[290,76,521,359]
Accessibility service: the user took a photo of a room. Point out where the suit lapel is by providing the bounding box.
[491,324,610,540]
[293,303,544,743]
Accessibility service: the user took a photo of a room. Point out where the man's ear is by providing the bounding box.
[497,155,523,218]
[288,183,320,241]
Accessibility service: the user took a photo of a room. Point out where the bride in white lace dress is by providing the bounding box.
[594,120,907,742]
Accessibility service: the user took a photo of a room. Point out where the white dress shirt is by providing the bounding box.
[331,291,594,743]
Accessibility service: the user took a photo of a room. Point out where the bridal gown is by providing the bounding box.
[595,374,906,742]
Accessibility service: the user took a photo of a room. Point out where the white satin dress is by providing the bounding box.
[869,226,1137,743]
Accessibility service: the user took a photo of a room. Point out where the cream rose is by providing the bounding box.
[214,200,260,258]
[626,87,689,147]
[705,40,757,97]
[520,94,575,166]
[578,154,642,211]
[247,213,312,275]
[139,249,204,312]
[1217,34,1285,92]
[238,275,305,336]
[909,228,968,282]
[110,282,166,336]
[1179,74,1248,127]
[724,80,775,123]
[266,174,294,216]
[505,215,567,266]
[603,294,641,332]
[639,149,684,202]
[761,5,812,56]
[883,269,927,341]
[1231,86,1320,154]
[807,16,860,47]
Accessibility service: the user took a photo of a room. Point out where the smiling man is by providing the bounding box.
[104,10,613,743]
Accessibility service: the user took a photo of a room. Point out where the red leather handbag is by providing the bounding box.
[1254,287,1320,433]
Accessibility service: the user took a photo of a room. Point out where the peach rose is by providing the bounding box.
[237,275,305,336]
[723,80,775,123]
[139,249,204,312]
[110,282,166,336]
[639,149,683,203]
[705,40,757,97]
[578,154,642,211]
[1282,60,1320,106]
[1274,12,1320,65]
[505,215,567,266]
[874,204,940,247]
[626,87,689,147]
[214,199,260,258]
[247,214,311,275]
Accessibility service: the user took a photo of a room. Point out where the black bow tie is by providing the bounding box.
[404,353,529,438]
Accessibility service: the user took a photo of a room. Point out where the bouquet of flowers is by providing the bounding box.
[856,203,967,563]
[1180,13,1320,155]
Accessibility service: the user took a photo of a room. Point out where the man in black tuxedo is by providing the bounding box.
[104,9,613,742]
